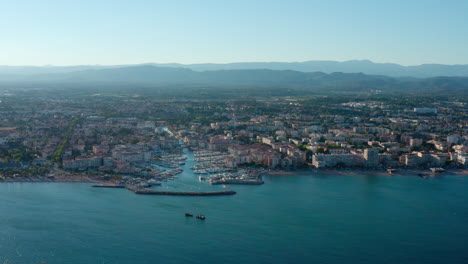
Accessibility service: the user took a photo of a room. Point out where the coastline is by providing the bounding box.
[0,173,114,184]
[266,168,468,177]
[0,168,466,184]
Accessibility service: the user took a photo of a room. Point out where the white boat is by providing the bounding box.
[147,179,161,186]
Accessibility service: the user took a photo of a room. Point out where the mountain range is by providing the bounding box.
[2,60,468,78]
[0,64,467,95]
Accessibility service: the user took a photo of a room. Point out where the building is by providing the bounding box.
[447,135,462,145]
[111,145,151,163]
[457,154,468,165]
[312,154,363,168]
[93,145,109,155]
[63,156,102,170]
[400,152,447,167]
[364,148,379,167]
[409,138,423,147]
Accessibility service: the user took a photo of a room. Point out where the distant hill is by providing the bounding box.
[0,65,467,94]
[2,60,468,78]
[153,60,468,78]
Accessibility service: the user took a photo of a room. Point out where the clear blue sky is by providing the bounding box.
[1,0,467,66]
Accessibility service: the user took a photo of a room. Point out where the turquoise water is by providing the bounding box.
[0,150,467,263]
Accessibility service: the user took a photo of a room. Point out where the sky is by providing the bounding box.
[1,0,467,66]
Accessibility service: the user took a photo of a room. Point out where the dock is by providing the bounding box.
[210,179,264,185]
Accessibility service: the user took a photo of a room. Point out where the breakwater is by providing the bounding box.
[92,184,236,196]
[132,189,236,196]
[92,184,125,188]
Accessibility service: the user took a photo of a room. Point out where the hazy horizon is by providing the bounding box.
[1,59,468,68]
[2,0,468,66]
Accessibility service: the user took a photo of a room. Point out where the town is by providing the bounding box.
[0,89,466,186]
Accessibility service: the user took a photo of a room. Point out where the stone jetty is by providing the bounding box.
[92,184,236,196]
[132,189,236,196]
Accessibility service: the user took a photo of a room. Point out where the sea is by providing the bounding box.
[0,149,467,264]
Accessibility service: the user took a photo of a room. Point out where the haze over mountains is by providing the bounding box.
[154,60,468,78]
[2,60,468,77]
[0,60,467,95]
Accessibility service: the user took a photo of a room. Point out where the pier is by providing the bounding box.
[131,189,236,196]
[210,179,264,185]
[92,184,236,196]
[92,184,126,188]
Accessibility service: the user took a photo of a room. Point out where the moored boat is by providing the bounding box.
[418,173,428,179]
[196,215,206,220]
[430,167,445,173]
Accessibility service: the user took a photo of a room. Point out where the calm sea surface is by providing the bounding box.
[0,150,467,263]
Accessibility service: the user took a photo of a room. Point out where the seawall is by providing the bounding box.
[132,189,236,196]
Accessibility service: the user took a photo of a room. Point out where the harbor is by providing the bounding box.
[207,171,264,185]
[90,143,265,195]
[191,150,234,174]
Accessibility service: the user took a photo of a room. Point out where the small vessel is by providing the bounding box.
[140,182,150,188]
[185,212,193,217]
[418,173,428,179]
[430,167,445,173]
[199,176,205,181]
[147,179,161,186]
[196,215,206,220]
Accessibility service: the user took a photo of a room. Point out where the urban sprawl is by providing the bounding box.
[0,92,466,186]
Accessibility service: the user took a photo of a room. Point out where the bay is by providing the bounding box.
[0,150,467,263]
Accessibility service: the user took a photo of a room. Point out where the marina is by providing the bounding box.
[209,178,264,185]
[92,144,265,195]
[207,171,264,185]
